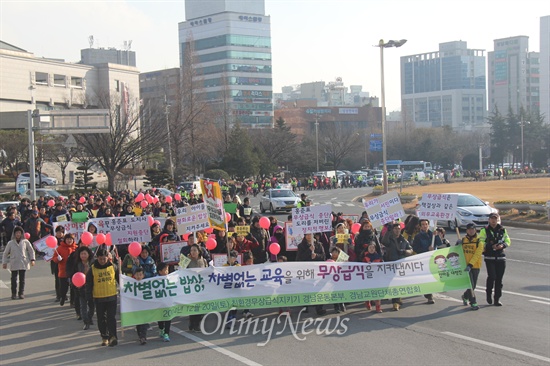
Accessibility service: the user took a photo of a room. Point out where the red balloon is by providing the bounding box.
[105,233,112,246]
[81,232,93,246]
[154,220,161,227]
[135,193,144,202]
[174,193,181,201]
[208,234,216,240]
[153,196,159,204]
[24,232,30,240]
[205,238,217,251]
[225,212,232,222]
[106,196,112,202]
[96,233,106,245]
[204,227,214,234]
[351,223,361,235]
[47,199,55,207]
[72,272,86,288]
[140,200,148,209]
[183,233,191,241]
[46,235,57,248]
[269,243,281,255]
[165,196,173,204]
[259,216,270,230]
[79,196,86,204]
[145,194,153,203]
[90,195,95,200]
[128,242,142,257]
[147,215,154,226]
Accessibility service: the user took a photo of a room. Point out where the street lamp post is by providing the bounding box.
[164,95,175,187]
[376,39,407,194]
[315,115,320,172]
[519,120,530,170]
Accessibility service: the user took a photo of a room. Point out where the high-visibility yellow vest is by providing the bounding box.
[91,264,117,299]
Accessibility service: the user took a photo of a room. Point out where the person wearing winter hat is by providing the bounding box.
[2,226,35,299]
[268,225,284,262]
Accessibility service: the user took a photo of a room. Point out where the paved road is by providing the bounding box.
[1,188,549,365]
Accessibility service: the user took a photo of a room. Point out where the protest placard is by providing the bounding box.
[284,222,302,251]
[200,179,225,230]
[33,235,56,261]
[175,203,210,234]
[291,204,332,235]
[160,241,188,264]
[90,216,151,245]
[235,225,250,236]
[52,221,87,243]
[417,193,458,221]
[362,191,405,228]
[211,253,243,267]
[340,214,359,223]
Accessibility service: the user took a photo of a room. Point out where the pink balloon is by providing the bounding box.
[204,227,214,234]
[351,223,361,235]
[79,197,86,204]
[208,234,216,240]
[225,212,232,222]
[174,193,181,201]
[140,200,148,209]
[135,193,144,202]
[96,233,106,245]
[46,235,57,248]
[128,242,142,257]
[105,233,112,246]
[90,195,95,200]
[147,215,154,226]
[106,196,112,202]
[145,194,153,203]
[81,232,93,246]
[153,196,159,204]
[24,232,30,240]
[165,196,173,204]
[47,199,55,207]
[269,243,281,255]
[182,233,191,241]
[154,220,161,227]
[259,216,270,230]
[326,259,335,262]
[72,272,86,288]
[205,238,217,251]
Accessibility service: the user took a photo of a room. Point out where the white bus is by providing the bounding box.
[399,161,432,171]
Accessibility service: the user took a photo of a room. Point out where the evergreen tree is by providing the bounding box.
[221,124,260,179]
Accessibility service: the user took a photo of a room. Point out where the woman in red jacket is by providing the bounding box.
[52,233,77,306]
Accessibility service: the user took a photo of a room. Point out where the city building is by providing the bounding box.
[488,36,540,115]
[80,46,136,67]
[540,16,550,123]
[401,41,487,131]
[0,40,140,130]
[178,0,273,128]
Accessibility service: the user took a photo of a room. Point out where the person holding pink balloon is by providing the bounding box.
[72,246,95,329]
[268,225,284,262]
[52,233,77,306]
[249,216,270,264]
[51,226,65,302]
[2,226,35,299]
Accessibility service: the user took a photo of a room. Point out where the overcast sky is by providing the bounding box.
[1,0,547,111]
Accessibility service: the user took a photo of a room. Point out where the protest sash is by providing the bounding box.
[120,246,471,326]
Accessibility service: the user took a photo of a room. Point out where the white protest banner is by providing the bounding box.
[417,193,458,221]
[90,216,151,245]
[362,191,405,228]
[160,241,188,264]
[175,203,210,234]
[52,221,88,243]
[120,246,471,326]
[33,235,56,261]
[284,222,302,251]
[291,204,332,235]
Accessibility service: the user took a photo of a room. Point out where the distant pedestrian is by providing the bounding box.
[2,226,35,299]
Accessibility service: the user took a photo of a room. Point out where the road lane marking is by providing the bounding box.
[509,238,550,244]
[529,300,550,305]
[476,286,550,301]
[506,258,550,266]
[172,325,262,366]
[442,331,550,362]
[0,281,7,289]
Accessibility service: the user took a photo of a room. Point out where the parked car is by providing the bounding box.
[367,173,384,187]
[156,188,174,197]
[23,188,62,198]
[416,193,499,230]
[17,172,57,187]
[259,189,299,213]
[0,201,20,215]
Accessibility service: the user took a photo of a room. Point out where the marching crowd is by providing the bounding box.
[1,188,511,347]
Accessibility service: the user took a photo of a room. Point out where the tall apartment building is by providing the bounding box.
[178,0,273,128]
[540,16,550,123]
[400,41,487,131]
[488,36,540,115]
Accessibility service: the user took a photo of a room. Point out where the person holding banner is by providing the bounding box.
[187,244,208,332]
[412,219,441,304]
[156,262,172,342]
[2,226,35,300]
[86,248,119,347]
[382,223,413,310]
[53,233,77,306]
[329,223,353,258]
[249,217,269,264]
[459,223,483,311]
[479,212,511,306]
[297,233,327,316]
[238,197,253,224]
[354,220,381,261]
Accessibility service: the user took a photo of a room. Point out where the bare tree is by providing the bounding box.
[48,136,78,185]
[0,130,28,186]
[320,123,362,170]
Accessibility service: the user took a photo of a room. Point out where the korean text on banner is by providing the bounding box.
[176,203,210,234]
[53,221,87,243]
[200,179,225,230]
[89,216,151,245]
[417,193,458,221]
[120,246,471,326]
[291,204,332,235]
[362,191,405,228]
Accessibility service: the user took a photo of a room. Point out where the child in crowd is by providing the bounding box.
[223,251,241,328]
[241,251,254,318]
[435,227,451,249]
[277,255,290,315]
[362,242,383,313]
[138,245,157,278]
[133,267,149,345]
[74,246,95,330]
[187,244,208,332]
[329,247,346,314]
[156,262,172,341]
[121,249,140,276]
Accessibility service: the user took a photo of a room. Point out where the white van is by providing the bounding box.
[178,181,202,195]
